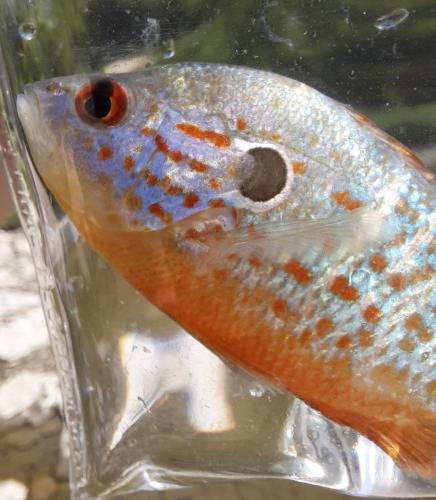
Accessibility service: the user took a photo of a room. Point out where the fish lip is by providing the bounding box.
[17,86,38,122]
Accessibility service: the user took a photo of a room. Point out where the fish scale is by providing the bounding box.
[17,63,435,478]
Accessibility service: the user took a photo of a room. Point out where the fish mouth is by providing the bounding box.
[17,85,59,161]
[17,87,41,139]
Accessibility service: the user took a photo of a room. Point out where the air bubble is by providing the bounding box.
[18,22,37,41]
[374,8,409,31]
[162,39,175,59]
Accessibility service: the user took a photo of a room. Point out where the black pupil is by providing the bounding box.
[84,80,113,119]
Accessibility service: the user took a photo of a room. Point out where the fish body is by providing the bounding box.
[17,63,436,478]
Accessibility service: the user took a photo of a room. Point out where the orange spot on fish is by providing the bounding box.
[292,162,306,175]
[176,123,231,148]
[208,199,226,208]
[236,117,246,131]
[168,150,183,163]
[183,193,200,209]
[336,334,351,350]
[358,329,373,348]
[271,132,281,141]
[160,177,183,196]
[148,202,172,224]
[141,126,152,136]
[97,145,112,161]
[316,317,334,337]
[331,191,361,211]
[123,155,134,173]
[272,299,286,318]
[248,256,261,268]
[389,273,407,291]
[154,134,169,154]
[398,338,415,353]
[188,159,208,173]
[166,184,183,196]
[122,187,142,212]
[299,329,311,347]
[283,259,311,285]
[369,254,387,273]
[405,313,432,342]
[329,276,359,302]
[363,305,380,323]
[208,178,221,190]
[142,170,158,187]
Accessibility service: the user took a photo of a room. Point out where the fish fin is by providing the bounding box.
[366,414,436,479]
[309,393,436,480]
[200,207,397,269]
[216,353,286,398]
[347,108,435,183]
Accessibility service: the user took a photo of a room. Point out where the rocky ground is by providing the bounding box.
[0,228,425,500]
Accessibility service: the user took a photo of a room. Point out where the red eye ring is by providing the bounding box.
[75,79,127,125]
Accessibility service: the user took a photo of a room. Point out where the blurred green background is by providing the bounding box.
[1,0,435,152]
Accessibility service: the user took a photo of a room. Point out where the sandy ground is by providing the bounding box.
[0,228,423,500]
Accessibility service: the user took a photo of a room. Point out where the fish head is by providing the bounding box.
[17,70,293,232]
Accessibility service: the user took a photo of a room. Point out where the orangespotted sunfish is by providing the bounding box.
[17,63,435,478]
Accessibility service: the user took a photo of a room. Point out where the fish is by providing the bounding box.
[17,63,435,479]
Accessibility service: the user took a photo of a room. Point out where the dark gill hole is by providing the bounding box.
[239,147,287,202]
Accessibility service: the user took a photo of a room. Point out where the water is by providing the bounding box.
[0,1,435,499]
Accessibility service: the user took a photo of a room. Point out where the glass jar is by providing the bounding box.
[0,1,435,498]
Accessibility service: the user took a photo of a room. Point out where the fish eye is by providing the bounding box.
[75,79,127,125]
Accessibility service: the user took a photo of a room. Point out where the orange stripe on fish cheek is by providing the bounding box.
[188,159,208,173]
[208,199,226,208]
[168,150,183,163]
[148,202,172,224]
[154,134,169,154]
[123,155,134,173]
[183,193,200,209]
[176,123,231,148]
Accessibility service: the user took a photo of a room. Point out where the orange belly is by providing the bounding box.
[65,202,436,480]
